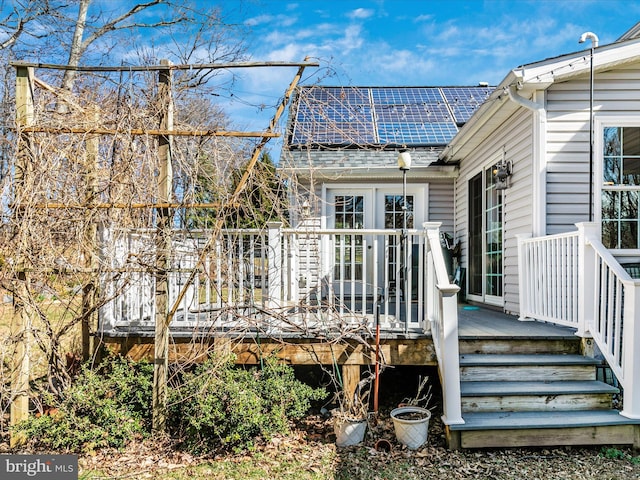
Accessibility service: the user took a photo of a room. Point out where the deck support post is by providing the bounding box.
[10,65,35,446]
[152,59,173,433]
[341,364,360,407]
[445,427,462,450]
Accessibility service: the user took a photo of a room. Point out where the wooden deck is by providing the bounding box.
[457,305,577,338]
[100,304,577,367]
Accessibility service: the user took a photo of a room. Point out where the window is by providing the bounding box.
[602,126,640,249]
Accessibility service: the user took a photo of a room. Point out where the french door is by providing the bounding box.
[468,167,504,306]
[326,186,424,293]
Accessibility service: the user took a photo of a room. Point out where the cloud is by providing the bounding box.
[244,14,273,27]
[347,8,374,20]
[414,14,433,22]
[245,13,298,28]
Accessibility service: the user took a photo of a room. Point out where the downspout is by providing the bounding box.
[506,84,541,112]
[505,84,547,237]
[506,84,547,322]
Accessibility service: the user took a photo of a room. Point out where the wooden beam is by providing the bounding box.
[10,60,320,72]
[460,425,638,449]
[102,336,437,366]
[18,202,224,210]
[19,126,279,137]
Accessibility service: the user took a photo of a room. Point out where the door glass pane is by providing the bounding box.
[334,195,364,280]
[385,194,414,286]
[485,166,503,298]
[468,173,483,296]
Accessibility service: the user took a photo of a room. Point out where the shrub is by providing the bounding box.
[168,355,326,453]
[14,356,153,452]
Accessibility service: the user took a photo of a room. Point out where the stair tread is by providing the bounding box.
[449,410,640,431]
[460,380,619,396]
[459,353,600,366]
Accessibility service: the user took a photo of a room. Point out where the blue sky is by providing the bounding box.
[218,0,639,153]
[4,0,637,157]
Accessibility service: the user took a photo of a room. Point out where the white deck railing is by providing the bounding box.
[99,223,454,334]
[517,230,580,329]
[518,222,640,419]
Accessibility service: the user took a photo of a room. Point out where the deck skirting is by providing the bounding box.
[99,333,437,367]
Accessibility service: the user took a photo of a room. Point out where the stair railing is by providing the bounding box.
[577,223,640,420]
[423,222,464,426]
[518,222,640,420]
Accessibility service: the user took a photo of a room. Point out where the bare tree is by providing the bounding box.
[0,0,254,436]
[0,0,55,50]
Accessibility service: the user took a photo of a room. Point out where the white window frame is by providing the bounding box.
[594,115,640,255]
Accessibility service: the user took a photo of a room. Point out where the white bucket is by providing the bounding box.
[334,418,367,447]
[390,406,431,450]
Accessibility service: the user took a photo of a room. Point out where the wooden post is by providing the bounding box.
[10,65,34,446]
[341,364,360,407]
[576,222,599,337]
[152,59,173,433]
[621,279,640,420]
[82,108,99,361]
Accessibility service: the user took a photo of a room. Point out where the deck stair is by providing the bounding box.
[448,328,640,449]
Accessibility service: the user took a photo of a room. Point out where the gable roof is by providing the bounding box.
[617,21,640,41]
[441,36,640,162]
[286,85,493,149]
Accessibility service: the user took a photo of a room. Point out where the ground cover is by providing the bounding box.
[72,411,640,480]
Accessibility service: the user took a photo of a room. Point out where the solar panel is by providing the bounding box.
[371,87,443,105]
[290,87,376,145]
[441,86,492,123]
[289,85,493,146]
[374,103,452,123]
[377,122,459,145]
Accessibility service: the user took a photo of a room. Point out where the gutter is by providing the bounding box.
[505,83,543,112]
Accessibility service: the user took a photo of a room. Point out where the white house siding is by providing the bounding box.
[546,64,640,234]
[427,178,455,234]
[454,108,533,315]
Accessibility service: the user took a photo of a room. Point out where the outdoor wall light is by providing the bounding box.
[493,159,512,190]
[397,148,412,170]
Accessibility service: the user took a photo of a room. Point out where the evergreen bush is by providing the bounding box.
[14,356,153,452]
[168,355,326,453]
